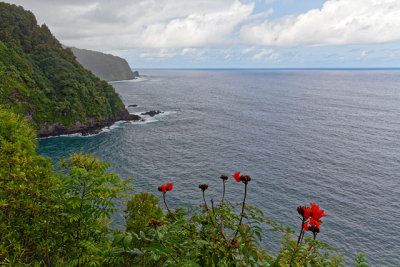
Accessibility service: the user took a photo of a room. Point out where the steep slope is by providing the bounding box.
[70,47,139,81]
[0,2,139,137]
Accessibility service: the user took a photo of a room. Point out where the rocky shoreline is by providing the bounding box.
[37,109,141,138]
[36,108,167,138]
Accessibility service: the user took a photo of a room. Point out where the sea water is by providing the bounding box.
[38,69,400,266]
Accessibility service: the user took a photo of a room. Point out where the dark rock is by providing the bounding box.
[37,108,142,138]
[119,109,141,121]
[140,110,163,117]
[128,104,138,107]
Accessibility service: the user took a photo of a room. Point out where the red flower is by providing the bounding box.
[303,222,309,231]
[234,240,238,248]
[161,185,167,193]
[233,172,241,182]
[303,207,311,220]
[166,183,173,191]
[309,217,321,228]
[310,202,327,221]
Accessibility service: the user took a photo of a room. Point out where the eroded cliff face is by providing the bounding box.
[70,47,139,81]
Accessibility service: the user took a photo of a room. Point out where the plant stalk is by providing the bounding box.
[231,182,248,245]
[163,193,171,213]
[289,218,305,266]
[221,179,226,203]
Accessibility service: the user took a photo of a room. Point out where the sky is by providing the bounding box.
[4,0,400,68]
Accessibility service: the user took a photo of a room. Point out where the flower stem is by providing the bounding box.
[221,179,226,203]
[297,218,305,246]
[289,218,305,266]
[211,199,217,222]
[163,193,171,213]
[231,182,248,245]
[202,190,209,213]
[202,190,215,225]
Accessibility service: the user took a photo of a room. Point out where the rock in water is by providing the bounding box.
[141,110,164,117]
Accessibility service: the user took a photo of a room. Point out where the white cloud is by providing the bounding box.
[138,1,253,48]
[139,49,178,61]
[251,48,280,61]
[360,50,367,58]
[242,46,256,54]
[241,0,400,47]
[181,48,207,57]
[5,0,253,51]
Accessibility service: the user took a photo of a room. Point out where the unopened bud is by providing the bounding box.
[240,175,252,184]
[220,175,228,180]
[199,184,208,191]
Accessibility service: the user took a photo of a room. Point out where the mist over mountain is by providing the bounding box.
[69,47,139,81]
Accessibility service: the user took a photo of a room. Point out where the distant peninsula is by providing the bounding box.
[69,47,139,81]
[0,2,140,137]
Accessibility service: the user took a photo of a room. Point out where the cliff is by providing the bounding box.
[0,2,140,137]
[70,47,138,81]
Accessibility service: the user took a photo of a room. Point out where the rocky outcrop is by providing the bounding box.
[141,110,164,117]
[70,47,139,81]
[37,111,141,138]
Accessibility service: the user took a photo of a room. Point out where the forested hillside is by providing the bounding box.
[0,2,135,137]
[70,47,139,81]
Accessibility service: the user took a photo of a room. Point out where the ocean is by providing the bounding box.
[37,69,400,266]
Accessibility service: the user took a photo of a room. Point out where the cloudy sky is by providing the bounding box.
[5,0,400,68]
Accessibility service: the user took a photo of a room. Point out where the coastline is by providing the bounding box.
[36,76,142,138]
[36,109,141,138]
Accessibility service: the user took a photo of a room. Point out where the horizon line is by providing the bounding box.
[135,67,400,71]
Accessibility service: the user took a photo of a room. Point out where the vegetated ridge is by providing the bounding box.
[0,2,139,137]
[69,46,139,81]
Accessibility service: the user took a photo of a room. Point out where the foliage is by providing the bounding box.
[70,47,137,81]
[0,2,126,129]
[354,253,369,267]
[54,153,133,265]
[112,181,347,267]
[0,109,368,266]
[0,108,58,264]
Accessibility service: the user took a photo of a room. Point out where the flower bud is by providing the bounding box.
[220,174,228,180]
[240,175,252,184]
[309,225,320,234]
[199,184,208,191]
[297,206,305,217]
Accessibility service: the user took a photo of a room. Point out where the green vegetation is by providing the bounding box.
[0,2,368,266]
[0,107,367,266]
[0,2,126,132]
[70,47,138,81]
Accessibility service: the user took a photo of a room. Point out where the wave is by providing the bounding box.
[38,111,176,139]
[109,76,147,83]
[128,110,177,125]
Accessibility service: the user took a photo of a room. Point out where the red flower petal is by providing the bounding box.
[309,217,321,228]
[233,172,241,182]
[310,202,327,221]
[303,207,311,220]
[161,185,167,193]
[303,222,309,231]
[166,183,173,191]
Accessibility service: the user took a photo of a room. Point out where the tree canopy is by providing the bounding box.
[0,2,125,129]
